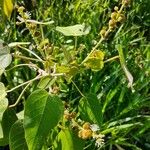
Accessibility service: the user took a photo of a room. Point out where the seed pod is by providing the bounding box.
[111,12,117,20]
[117,14,126,22]
[109,19,116,29]
[79,129,93,139]
[83,122,91,130]
[114,6,119,11]
[100,29,107,38]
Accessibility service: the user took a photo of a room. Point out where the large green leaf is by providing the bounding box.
[0,82,8,139]
[56,24,90,36]
[24,89,64,150]
[0,40,12,71]
[0,108,18,146]
[9,120,28,150]
[53,128,85,150]
[79,93,103,126]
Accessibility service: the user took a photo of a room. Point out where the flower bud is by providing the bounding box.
[109,19,116,29]
[83,122,91,130]
[114,6,119,11]
[111,12,117,20]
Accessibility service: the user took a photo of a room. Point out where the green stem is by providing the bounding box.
[71,79,85,97]
[13,54,42,62]
[104,55,119,63]
[9,82,31,108]
[6,75,43,93]
[18,45,43,61]
[6,64,39,71]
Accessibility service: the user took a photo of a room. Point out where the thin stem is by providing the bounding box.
[71,79,85,97]
[81,2,125,66]
[9,82,31,108]
[118,3,125,14]
[6,73,64,93]
[6,75,43,93]
[74,36,78,51]
[6,64,39,71]
[13,54,42,62]
[104,55,119,63]
[18,45,43,61]
[81,37,104,65]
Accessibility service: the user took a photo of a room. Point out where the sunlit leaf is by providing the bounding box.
[56,24,91,36]
[84,50,104,71]
[0,82,8,139]
[24,89,64,150]
[3,0,14,20]
[57,65,70,73]
[0,40,12,70]
[54,128,85,150]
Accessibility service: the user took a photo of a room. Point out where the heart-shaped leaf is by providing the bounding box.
[24,89,64,150]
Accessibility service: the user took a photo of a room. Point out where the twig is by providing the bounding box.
[9,82,31,108]
[6,75,43,93]
[71,79,85,97]
[18,45,43,61]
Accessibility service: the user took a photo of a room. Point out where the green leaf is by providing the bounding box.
[0,40,12,70]
[102,88,118,114]
[53,128,85,150]
[0,82,7,100]
[9,120,28,150]
[37,76,51,89]
[16,110,24,120]
[0,108,18,146]
[24,89,64,150]
[56,24,90,36]
[3,0,14,20]
[0,82,8,139]
[116,45,134,91]
[79,93,103,126]
[57,65,70,73]
[101,122,142,134]
[84,50,104,71]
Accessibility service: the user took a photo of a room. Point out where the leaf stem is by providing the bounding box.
[71,79,85,97]
[104,55,119,63]
[6,64,40,71]
[18,45,43,61]
[9,82,31,108]
[6,75,43,93]
[13,54,42,62]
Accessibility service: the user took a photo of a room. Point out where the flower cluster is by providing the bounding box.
[16,6,39,46]
[78,122,105,148]
[100,0,131,39]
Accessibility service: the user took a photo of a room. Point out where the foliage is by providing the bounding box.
[0,0,150,150]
